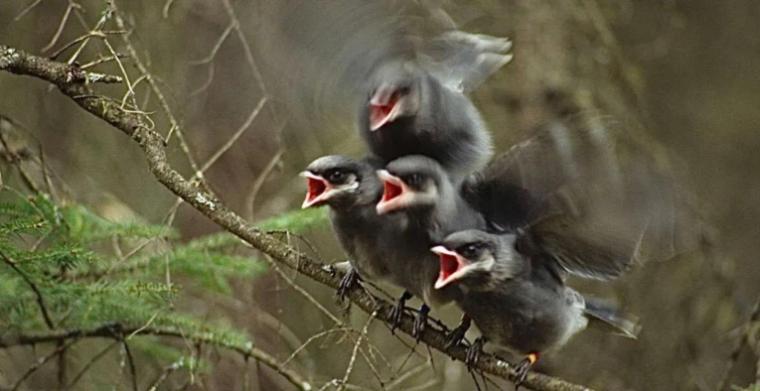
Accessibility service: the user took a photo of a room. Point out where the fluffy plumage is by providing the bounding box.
[302,155,460,312]
[433,229,640,385]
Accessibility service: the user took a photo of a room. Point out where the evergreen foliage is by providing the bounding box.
[0,188,327,386]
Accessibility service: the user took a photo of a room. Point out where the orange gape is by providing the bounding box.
[527,352,539,365]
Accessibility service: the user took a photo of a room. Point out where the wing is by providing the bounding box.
[466,115,704,280]
[420,30,513,93]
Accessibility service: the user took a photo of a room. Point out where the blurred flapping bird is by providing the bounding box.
[429,117,699,386]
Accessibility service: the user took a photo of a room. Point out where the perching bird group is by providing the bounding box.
[297,26,696,388]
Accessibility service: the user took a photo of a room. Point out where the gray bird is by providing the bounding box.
[301,155,386,299]
[431,229,640,387]
[302,155,459,336]
[376,155,485,237]
[375,155,484,336]
[359,30,512,179]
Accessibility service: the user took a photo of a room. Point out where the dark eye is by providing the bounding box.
[327,170,346,183]
[404,174,422,187]
[397,86,411,96]
[459,243,483,259]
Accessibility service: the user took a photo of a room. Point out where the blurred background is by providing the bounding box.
[0,1,759,390]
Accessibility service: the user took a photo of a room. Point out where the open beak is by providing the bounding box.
[301,171,332,208]
[375,170,413,215]
[431,246,470,289]
[369,87,402,131]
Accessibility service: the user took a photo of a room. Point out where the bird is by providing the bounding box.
[431,228,641,388]
[301,155,387,300]
[358,30,512,180]
[301,155,459,338]
[374,155,485,337]
[376,155,485,235]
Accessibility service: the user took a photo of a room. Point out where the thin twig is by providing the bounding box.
[191,21,236,65]
[0,251,54,329]
[65,340,119,389]
[338,313,376,391]
[147,359,183,391]
[121,340,138,391]
[110,2,205,181]
[10,338,78,391]
[14,0,43,21]
[41,2,81,53]
[246,147,284,220]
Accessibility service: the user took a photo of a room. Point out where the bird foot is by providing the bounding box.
[444,315,471,351]
[465,337,486,370]
[389,291,412,334]
[336,267,360,303]
[412,304,429,341]
[512,353,538,390]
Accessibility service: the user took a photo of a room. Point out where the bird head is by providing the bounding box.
[367,62,421,131]
[375,155,443,215]
[431,230,513,289]
[301,155,366,209]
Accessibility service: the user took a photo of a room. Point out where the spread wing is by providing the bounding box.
[420,31,513,93]
[465,115,704,280]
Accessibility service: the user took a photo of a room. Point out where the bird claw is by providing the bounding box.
[512,355,537,390]
[444,315,471,351]
[444,324,468,351]
[336,267,360,303]
[389,291,412,334]
[412,304,429,341]
[465,337,485,370]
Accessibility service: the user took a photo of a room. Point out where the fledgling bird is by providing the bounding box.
[301,155,389,299]
[431,229,640,387]
[358,31,512,179]
[302,155,459,333]
[374,155,485,336]
[376,155,485,233]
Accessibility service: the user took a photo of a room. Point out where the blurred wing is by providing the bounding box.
[421,31,513,93]
[466,115,704,279]
[253,1,470,132]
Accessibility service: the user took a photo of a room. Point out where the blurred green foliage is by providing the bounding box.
[0,190,266,377]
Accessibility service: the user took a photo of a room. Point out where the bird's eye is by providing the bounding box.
[327,170,346,183]
[459,243,482,258]
[397,86,411,96]
[404,174,422,186]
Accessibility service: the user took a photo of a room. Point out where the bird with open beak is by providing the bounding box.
[359,30,513,180]
[375,155,485,338]
[301,155,398,300]
[431,229,640,389]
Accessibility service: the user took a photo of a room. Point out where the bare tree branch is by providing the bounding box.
[0,44,593,391]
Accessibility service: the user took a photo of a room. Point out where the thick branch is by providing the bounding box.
[0,44,592,391]
[0,322,310,391]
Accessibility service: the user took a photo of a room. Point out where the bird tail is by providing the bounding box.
[583,297,641,339]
